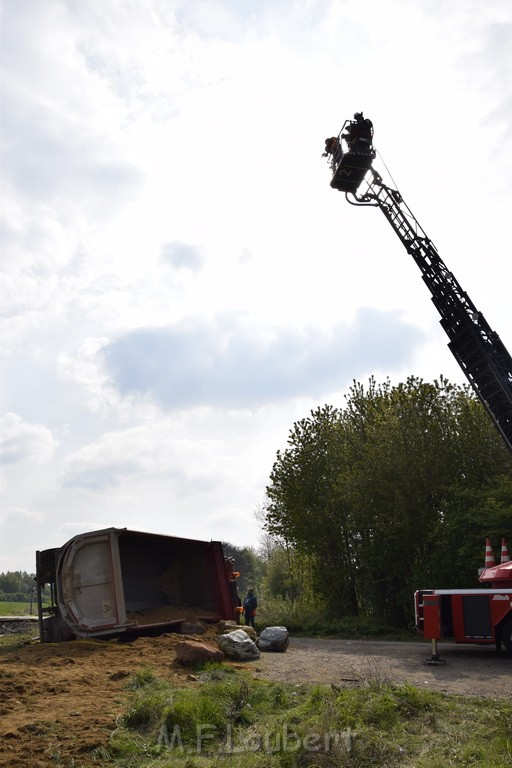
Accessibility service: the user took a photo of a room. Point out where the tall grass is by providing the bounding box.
[107,666,512,767]
[257,594,407,638]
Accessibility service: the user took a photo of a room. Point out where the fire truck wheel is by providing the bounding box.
[501,618,512,655]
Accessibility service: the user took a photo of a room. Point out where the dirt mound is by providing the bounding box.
[126,604,217,626]
[0,631,194,767]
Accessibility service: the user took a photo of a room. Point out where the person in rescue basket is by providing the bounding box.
[323,136,341,162]
[243,587,258,628]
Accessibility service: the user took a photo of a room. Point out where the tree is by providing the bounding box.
[0,572,50,601]
[262,544,316,602]
[221,543,266,594]
[265,377,512,627]
[265,404,359,615]
[254,502,281,562]
[0,572,24,595]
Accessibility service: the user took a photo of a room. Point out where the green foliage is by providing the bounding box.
[258,594,410,637]
[222,543,266,595]
[257,594,328,634]
[127,667,159,689]
[265,377,512,627]
[0,571,26,594]
[266,403,360,616]
[108,669,512,767]
[0,572,50,602]
[162,691,229,743]
[123,688,173,732]
[262,546,316,601]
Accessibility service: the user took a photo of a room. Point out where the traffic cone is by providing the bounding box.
[484,538,496,568]
[500,538,510,563]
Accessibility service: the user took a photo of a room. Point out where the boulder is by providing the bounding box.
[238,625,258,641]
[257,626,289,653]
[174,641,224,666]
[222,625,258,642]
[217,620,237,634]
[217,629,260,661]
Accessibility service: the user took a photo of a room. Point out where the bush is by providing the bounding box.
[257,594,408,638]
[257,594,328,634]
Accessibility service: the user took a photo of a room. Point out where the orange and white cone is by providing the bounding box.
[484,538,496,568]
[500,538,510,563]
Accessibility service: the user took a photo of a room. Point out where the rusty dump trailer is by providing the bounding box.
[35,527,234,643]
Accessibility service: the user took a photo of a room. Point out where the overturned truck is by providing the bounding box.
[35,528,234,642]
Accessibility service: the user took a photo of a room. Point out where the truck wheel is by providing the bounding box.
[501,618,512,655]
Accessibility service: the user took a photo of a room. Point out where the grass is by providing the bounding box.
[1,632,511,767]
[0,635,512,768]
[0,600,46,616]
[0,631,37,654]
[102,665,512,768]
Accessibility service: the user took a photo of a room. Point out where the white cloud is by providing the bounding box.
[60,415,261,496]
[3,506,45,525]
[59,520,116,537]
[57,337,118,416]
[1,0,511,571]
[0,413,57,465]
[102,308,423,409]
[161,241,205,271]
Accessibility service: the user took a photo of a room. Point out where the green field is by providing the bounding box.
[0,601,38,616]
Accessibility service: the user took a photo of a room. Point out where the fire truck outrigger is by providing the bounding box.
[324,113,512,660]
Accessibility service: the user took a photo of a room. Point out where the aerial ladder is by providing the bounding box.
[324,114,512,456]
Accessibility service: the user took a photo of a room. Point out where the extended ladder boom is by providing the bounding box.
[323,113,512,450]
[349,168,512,454]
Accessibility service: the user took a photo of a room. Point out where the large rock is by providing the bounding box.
[174,641,224,666]
[257,626,289,652]
[217,620,238,634]
[217,629,260,661]
[222,625,258,642]
[239,625,258,642]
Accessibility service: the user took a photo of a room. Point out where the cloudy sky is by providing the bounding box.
[1,0,511,573]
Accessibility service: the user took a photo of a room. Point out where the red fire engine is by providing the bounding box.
[415,539,512,658]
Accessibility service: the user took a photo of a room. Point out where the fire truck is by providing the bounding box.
[324,113,512,658]
[415,540,512,657]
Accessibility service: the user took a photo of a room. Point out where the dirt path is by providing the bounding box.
[0,632,510,767]
[253,637,512,697]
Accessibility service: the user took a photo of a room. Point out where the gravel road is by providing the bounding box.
[253,637,511,698]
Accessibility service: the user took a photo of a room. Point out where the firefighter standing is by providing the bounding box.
[225,558,243,624]
[243,587,258,628]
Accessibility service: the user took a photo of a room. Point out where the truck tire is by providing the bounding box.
[501,618,512,655]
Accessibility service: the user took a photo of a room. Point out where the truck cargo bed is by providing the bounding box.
[36,528,233,642]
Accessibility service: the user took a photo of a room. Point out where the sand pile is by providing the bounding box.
[126,605,217,625]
